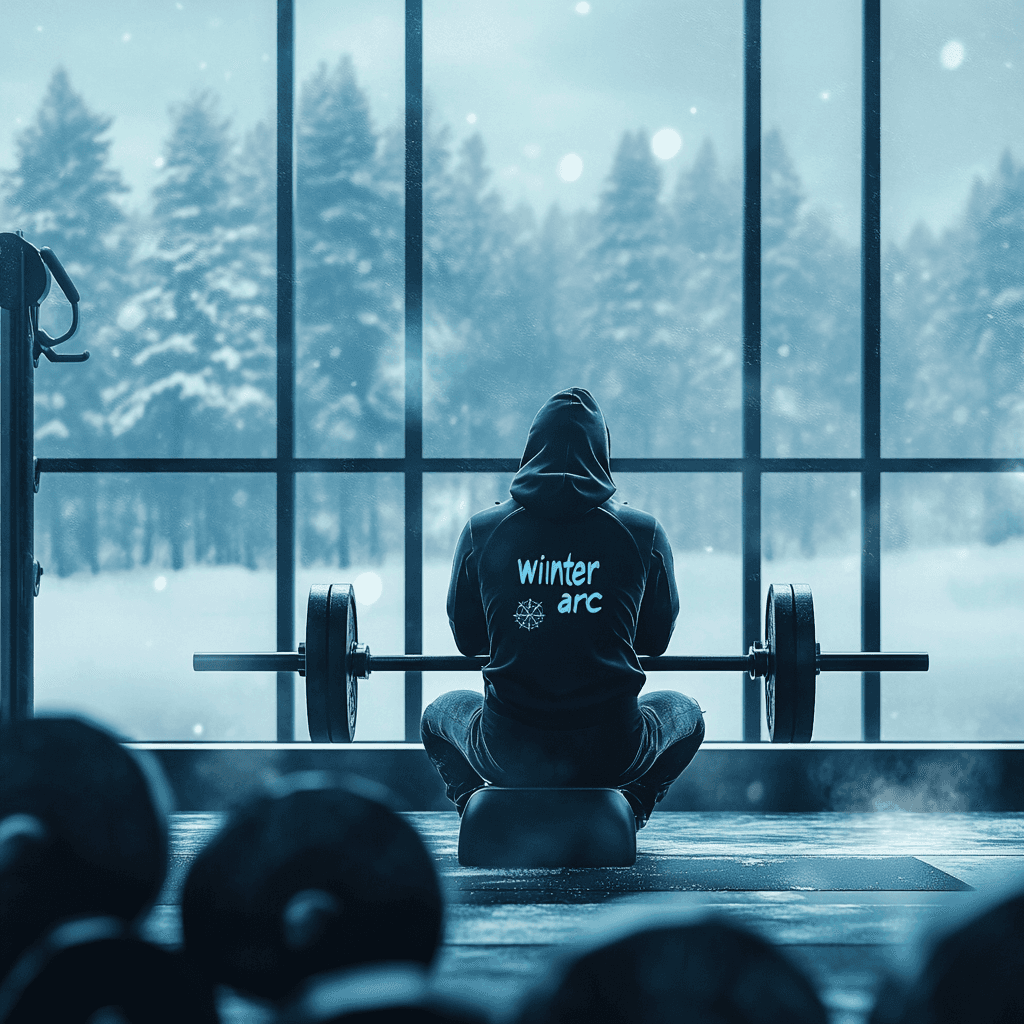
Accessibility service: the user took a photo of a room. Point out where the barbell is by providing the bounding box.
[194,583,928,744]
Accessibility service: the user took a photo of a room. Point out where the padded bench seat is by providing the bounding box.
[457,787,637,868]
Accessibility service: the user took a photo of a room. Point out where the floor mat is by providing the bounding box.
[447,856,972,901]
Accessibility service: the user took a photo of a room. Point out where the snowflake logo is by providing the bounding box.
[514,599,545,631]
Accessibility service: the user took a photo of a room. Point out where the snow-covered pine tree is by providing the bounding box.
[760,128,859,465]
[294,56,404,566]
[674,138,740,258]
[2,68,137,575]
[100,93,276,569]
[422,114,464,451]
[230,117,278,455]
[897,151,1024,542]
[948,150,1024,463]
[296,56,402,459]
[2,67,132,460]
[532,203,581,397]
[425,128,545,456]
[473,194,554,455]
[881,222,944,459]
[200,117,277,569]
[576,129,675,457]
[111,92,275,461]
[669,137,742,456]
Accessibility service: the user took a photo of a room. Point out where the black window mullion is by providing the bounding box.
[404,0,424,742]
[861,0,882,741]
[742,0,762,742]
[276,0,296,742]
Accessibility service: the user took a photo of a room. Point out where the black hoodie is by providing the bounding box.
[446,388,679,727]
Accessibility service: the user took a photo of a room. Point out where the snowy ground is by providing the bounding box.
[33,539,1024,742]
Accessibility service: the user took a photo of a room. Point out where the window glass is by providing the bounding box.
[882,0,1024,457]
[881,473,1024,739]
[423,474,513,712]
[629,474,742,741]
[34,473,276,740]
[761,0,862,457]
[762,474,861,741]
[423,0,743,458]
[295,0,405,457]
[2,2,277,459]
[296,473,404,740]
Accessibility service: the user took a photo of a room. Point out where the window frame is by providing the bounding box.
[27,0,1024,743]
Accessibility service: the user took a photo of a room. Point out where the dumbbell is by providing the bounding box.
[194,584,928,744]
[181,784,444,1003]
[0,718,170,982]
[0,921,217,1024]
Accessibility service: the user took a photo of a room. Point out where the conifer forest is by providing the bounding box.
[3,62,1023,579]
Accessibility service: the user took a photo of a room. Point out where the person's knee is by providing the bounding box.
[420,689,483,743]
[419,698,443,742]
[641,690,705,740]
[690,701,706,741]
[670,691,705,741]
[419,702,439,744]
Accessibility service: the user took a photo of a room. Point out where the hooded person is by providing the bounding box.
[420,388,704,828]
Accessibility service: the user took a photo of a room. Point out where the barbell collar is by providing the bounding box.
[748,641,769,680]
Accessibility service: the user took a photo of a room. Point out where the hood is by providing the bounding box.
[509,388,615,521]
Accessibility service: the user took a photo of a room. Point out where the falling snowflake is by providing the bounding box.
[513,599,545,630]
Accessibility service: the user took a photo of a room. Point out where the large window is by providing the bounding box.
[3,0,1022,742]
[879,0,1024,739]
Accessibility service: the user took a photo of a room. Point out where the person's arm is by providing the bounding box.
[634,522,679,656]
[446,521,489,656]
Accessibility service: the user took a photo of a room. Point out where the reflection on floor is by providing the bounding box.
[151,812,1024,1024]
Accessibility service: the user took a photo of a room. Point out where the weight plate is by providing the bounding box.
[326,584,358,743]
[765,584,817,743]
[305,585,330,743]
[791,584,817,743]
[765,584,795,743]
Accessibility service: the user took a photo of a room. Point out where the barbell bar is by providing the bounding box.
[191,651,927,676]
[194,583,928,745]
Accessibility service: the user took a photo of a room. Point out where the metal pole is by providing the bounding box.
[1,234,35,722]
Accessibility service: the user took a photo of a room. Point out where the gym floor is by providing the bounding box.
[148,812,1024,1024]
